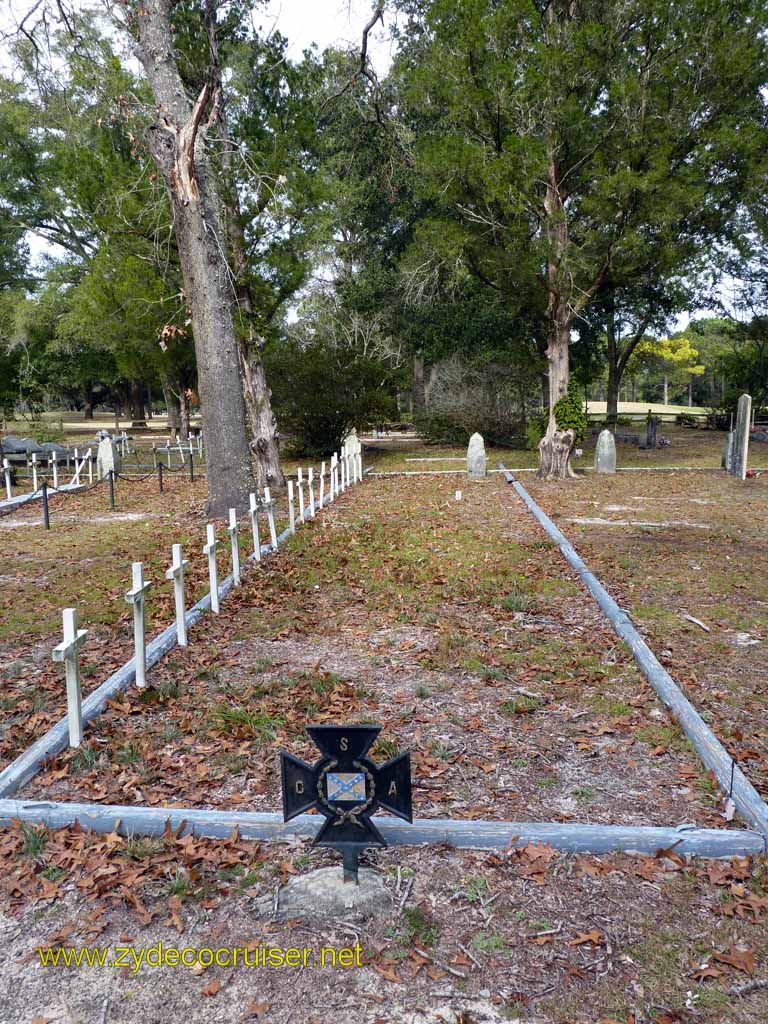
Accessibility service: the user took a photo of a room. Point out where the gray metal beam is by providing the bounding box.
[1,798,763,856]
[500,464,768,839]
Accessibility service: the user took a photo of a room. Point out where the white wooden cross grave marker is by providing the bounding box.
[288,480,296,534]
[319,461,326,508]
[124,562,151,689]
[165,543,190,645]
[87,448,93,483]
[249,493,262,562]
[297,468,305,522]
[263,487,278,549]
[2,459,11,501]
[31,453,38,492]
[308,467,316,517]
[50,452,58,489]
[52,607,88,747]
[228,508,241,586]
[330,453,338,500]
[203,525,220,614]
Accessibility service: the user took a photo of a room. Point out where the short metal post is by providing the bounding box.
[158,462,164,493]
[342,848,360,885]
[188,450,194,482]
[108,469,115,509]
[42,479,50,530]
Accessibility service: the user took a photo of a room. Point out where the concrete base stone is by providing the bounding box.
[265,866,392,920]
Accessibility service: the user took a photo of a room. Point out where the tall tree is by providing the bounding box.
[394,0,768,476]
[131,0,256,513]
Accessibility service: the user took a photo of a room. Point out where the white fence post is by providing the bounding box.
[87,448,93,483]
[165,543,190,645]
[308,468,316,517]
[203,525,220,614]
[228,508,241,586]
[125,562,151,689]
[288,480,296,534]
[51,453,58,490]
[264,487,278,549]
[52,607,88,748]
[2,459,11,501]
[249,493,261,562]
[319,462,326,508]
[31,454,38,492]
[297,469,305,522]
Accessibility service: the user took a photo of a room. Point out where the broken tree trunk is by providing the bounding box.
[135,0,254,515]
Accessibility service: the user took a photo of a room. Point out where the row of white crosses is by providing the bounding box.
[287,449,363,535]
[53,488,279,748]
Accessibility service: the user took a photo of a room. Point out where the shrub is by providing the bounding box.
[676,413,698,427]
[266,337,398,456]
[553,379,587,442]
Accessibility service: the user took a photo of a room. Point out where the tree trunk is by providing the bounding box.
[180,389,191,441]
[688,382,693,407]
[162,377,181,437]
[663,375,669,405]
[538,315,577,480]
[130,380,147,427]
[205,2,285,491]
[83,385,94,420]
[412,353,426,416]
[136,0,254,515]
[605,302,619,430]
[238,338,284,489]
[537,122,576,481]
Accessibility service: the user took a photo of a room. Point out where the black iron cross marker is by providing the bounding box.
[280,724,412,884]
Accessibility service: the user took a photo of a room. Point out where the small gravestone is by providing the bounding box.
[281,724,412,889]
[594,430,617,474]
[722,431,734,471]
[467,432,486,478]
[730,394,752,480]
[96,431,121,480]
[342,428,362,458]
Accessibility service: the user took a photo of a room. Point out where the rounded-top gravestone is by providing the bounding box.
[96,431,121,480]
[467,432,486,478]
[594,429,616,475]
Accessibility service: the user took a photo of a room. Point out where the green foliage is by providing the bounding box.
[553,380,587,443]
[525,413,548,450]
[266,298,401,455]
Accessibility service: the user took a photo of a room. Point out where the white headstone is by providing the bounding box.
[342,428,362,458]
[731,394,752,481]
[467,433,486,478]
[96,432,121,480]
[594,430,617,474]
